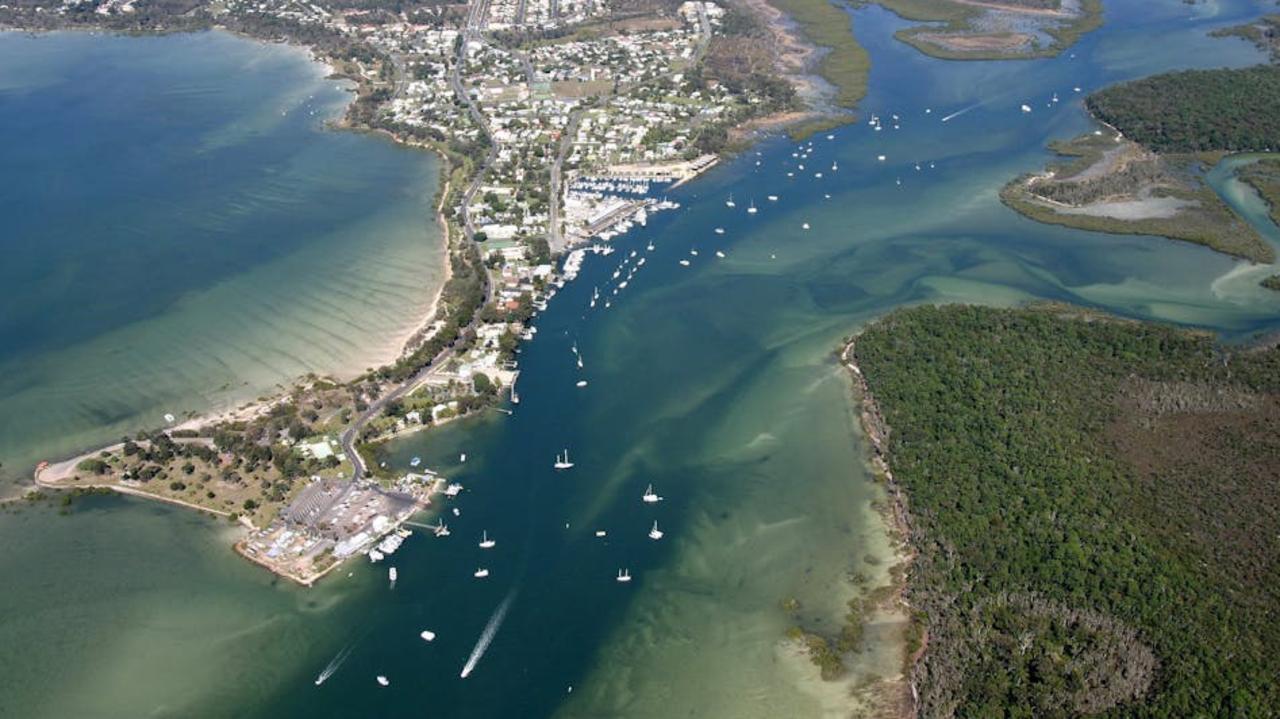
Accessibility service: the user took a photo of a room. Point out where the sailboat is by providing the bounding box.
[433,521,450,537]
[725,194,736,208]
[420,630,436,642]
[376,676,390,687]
[474,568,490,578]
[642,484,663,503]
[714,227,725,235]
[616,569,632,583]
[554,449,575,470]
[479,531,495,549]
[746,200,758,214]
[648,521,664,540]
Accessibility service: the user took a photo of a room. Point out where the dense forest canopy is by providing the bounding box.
[855,305,1280,717]
[1085,65,1280,153]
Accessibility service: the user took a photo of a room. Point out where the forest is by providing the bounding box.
[1085,65,1280,153]
[854,304,1280,717]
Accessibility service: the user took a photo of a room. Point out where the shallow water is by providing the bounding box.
[0,31,445,491]
[1,1,1279,717]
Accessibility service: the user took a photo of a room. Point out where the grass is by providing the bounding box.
[769,0,871,109]
[1001,138,1276,264]
[864,0,1103,60]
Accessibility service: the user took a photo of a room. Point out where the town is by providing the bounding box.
[20,0,805,584]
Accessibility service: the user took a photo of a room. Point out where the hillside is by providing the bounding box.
[853,304,1280,716]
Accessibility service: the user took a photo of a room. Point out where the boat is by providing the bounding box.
[576,380,588,388]
[679,259,691,267]
[646,241,655,251]
[714,227,725,235]
[747,200,758,214]
[725,194,736,208]
[368,549,385,563]
[389,567,398,582]
[595,530,607,538]
[616,569,632,583]
[420,630,436,642]
[460,453,467,463]
[690,249,699,256]
[474,568,490,578]
[648,521,664,540]
[452,507,461,517]
[767,195,778,202]
[409,456,421,468]
[376,676,390,687]
[715,251,726,259]
[815,172,823,178]
[642,484,663,503]
[433,521,451,537]
[554,449,575,470]
[1020,104,1032,113]
[802,223,811,230]
[479,531,495,549]
[163,413,175,423]
[877,154,886,162]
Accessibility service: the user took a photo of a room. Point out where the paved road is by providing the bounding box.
[549,109,582,252]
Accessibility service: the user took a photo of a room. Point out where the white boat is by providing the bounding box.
[767,195,778,201]
[554,449,575,470]
[714,227,725,234]
[376,676,390,687]
[798,164,805,170]
[368,549,385,563]
[595,530,607,538]
[1021,104,1032,113]
[474,568,490,578]
[725,194,736,208]
[642,484,663,503]
[163,413,176,423]
[690,249,699,256]
[460,453,467,463]
[409,456,421,468]
[802,223,811,230]
[576,380,588,388]
[679,259,691,267]
[452,507,461,517]
[389,567,398,582]
[433,522,450,537]
[715,251,726,259]
[647,242,655,251]
[746,201,758,214]
[815,172,823,178]
[832,162,838,171]
[616,569,632,583]
[648,521,664,540]
[877,154,886,162]
[479,531,495,549]
[420,630,436,642]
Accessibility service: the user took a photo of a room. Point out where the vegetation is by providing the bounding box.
[1237,156,1280,228]
[860,0,1103,61]
[1262,274,1280,292]
[769,0,870,109]
[1087,66,1280,154]
[855,304,1280,716]
[1001,134,1276,264]
[1209,14,1280,62]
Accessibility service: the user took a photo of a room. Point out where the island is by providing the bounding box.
[1001,64,1280,265]
[847,303,1280,715]
[4,0,870,585]
[857,0,1102,60]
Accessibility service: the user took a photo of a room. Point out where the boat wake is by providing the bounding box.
[941,102,982,123]
[314,643,355,686]
[459,590,517,679]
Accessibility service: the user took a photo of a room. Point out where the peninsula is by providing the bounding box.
[5,0,867,584]
[857,0,1103,60]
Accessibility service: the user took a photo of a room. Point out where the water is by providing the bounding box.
[2,1,1280,717]
[0,31,446,490]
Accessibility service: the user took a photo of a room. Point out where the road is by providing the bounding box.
[548,109,582,252]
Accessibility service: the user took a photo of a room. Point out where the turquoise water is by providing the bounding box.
[2,1,1280,717]
[0,31,446,491]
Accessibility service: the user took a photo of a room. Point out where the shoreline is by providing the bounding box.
[840,335,920,717]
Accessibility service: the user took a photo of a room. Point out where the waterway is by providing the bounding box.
[1,0,1279,717]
